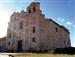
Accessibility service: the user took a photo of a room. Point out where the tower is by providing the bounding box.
[27,2,41,13]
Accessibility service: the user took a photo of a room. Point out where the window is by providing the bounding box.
[29,8,31,13]
[64,40,65,44]
[32,37,36,42]
[20,21,23,29]
[8,41,10,45]
[56,27,58,32]
[68,41,70,44]
[33,6,36,12]
[33,27,35,33]
[9,33,11,38]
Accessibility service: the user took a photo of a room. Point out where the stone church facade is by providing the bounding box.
[6,2,71,52]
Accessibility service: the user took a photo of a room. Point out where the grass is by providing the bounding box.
[14,53,75,57]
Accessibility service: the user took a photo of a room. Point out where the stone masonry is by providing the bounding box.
[6,2,71,52]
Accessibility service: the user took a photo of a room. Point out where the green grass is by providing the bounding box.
[14,53,75,57]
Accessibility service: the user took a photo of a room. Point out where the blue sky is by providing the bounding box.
[0,0,75,47]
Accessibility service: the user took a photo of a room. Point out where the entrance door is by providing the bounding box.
[17,40,23,52]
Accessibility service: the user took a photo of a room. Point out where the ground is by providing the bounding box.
[0,53,75,57]
[2,53,74,57]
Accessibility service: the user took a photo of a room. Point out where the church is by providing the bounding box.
[6,2,71,52]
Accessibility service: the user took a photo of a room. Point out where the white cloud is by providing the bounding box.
[58,17,61,20]
[66,21,75,28]
[58,17,64,22]
[58,17,75,29]
[66,21,72,25]
[61,19,64,22]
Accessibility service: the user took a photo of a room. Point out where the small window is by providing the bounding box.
[64,40,65,44]
[68,41,70,44]
[29,8,31,13]
[32,37,36,42]
[8,41,10,45]
[33,6,36,12]
[9,33,11,38]
[33,27,35,33]
[56,27,58,32]
[20,21,23,29]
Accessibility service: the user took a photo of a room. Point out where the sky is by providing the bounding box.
[0,0,75,47]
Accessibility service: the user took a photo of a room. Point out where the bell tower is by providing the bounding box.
[27,2,41,13]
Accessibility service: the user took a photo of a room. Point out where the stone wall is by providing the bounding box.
[6,2,71,52]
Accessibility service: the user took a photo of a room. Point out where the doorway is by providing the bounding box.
[17,40,23,52]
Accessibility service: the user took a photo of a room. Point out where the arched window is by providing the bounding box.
[32,37,36,42]
[20,21,23,29]
[33,6,36,12]
[56,27,58,32]
[33,27,35,33]
[8,41,10,45]
[64,40,65,44]
[29,8,31,13]
[9,33,11,38]
[68,41,70,44]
